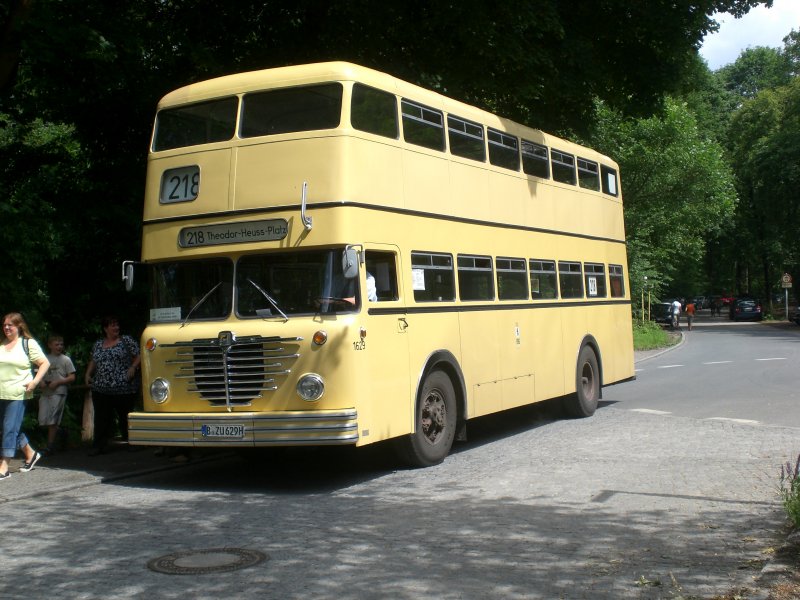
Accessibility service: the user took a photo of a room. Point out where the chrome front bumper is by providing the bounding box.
[128,409,359,447]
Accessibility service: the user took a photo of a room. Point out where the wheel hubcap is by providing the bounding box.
[421,390,446,444]
[581,363,595,399]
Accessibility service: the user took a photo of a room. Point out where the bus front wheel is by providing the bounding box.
[564,345,599,418]
[396,370,456,467]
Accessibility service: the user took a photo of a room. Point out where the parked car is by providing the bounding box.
[729,297,762,321]
[721,293,734,306]
[692,296,707,309]
[651,302,673,325]
[791,307,800,326]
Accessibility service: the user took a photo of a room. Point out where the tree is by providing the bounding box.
[588,99,737,304]
[0,0,771,340]
[727,79,800,304]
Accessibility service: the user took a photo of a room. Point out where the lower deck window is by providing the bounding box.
[458,255,494,301]
[411,252,455,301]
[529,259,558,299]
[584,263,607,297]
[609,264,625,297]
[497,257,528,300]
[558,261,584,298]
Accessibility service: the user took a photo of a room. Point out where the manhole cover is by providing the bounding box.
[147,548,268,575]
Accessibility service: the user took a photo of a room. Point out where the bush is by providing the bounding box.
[632,319,676,351]
[780,455,800,527]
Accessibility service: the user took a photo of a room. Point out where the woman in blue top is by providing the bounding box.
[0,312,50,479]
[84,315,140,455]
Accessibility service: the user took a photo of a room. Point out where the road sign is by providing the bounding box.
[782,273,792,288]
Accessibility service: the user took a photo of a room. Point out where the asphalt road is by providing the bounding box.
[610,316,800,427]
[1,316,799,599]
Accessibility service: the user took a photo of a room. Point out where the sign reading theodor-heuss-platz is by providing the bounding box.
[178,218,288,248]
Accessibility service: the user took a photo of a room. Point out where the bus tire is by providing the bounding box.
[396,370,457,467]
[564,345,599,418]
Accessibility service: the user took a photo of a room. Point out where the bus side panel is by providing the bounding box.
[532,305,567,400]
[458,311,502,418]
[599,304,635,385]
[359,312,412,445]
[489,171,526,225]
[346,136,404,209]
[449,161,489,221]
[233,137,347,210]
[497,310,536,411]
[402,150,450,214]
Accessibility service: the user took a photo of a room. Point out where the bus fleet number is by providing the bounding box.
[167,172,200,201]
[353,340,366,351]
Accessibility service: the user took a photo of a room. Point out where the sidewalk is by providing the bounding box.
[0,441,226,502]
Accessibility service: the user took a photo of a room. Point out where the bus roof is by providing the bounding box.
[157,61,616,167]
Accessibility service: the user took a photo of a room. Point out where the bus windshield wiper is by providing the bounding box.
[180,282,223,328]
[247,278,289,322]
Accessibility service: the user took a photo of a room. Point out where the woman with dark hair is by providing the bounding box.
[0,312,50,479]
[84,315,140,455]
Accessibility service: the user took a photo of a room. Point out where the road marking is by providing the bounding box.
[657,364,684,369]
[704,417,762,425]
[630,409,672,415]
[703,360,732,365]
[755,357,787,361]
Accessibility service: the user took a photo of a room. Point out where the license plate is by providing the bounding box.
[201,424,245,438]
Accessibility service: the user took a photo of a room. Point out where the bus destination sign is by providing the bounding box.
[178,218,289,248]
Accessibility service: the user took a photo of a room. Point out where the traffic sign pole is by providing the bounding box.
[781,273,793,321]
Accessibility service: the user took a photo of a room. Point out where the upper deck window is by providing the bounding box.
[577,158,600,191]
[521,140,549,179]
[401,100,444,150]
[551,149,576,185]
[601,165,619,197]
[351,83,398,139]
[402,100,445,151]
[240,83,342,138]
[153,97,238,152]
[488,128,519,171]
[448,115,486,162]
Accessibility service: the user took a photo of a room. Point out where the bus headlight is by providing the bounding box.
[296,373,325,402]
[150,378,170,403]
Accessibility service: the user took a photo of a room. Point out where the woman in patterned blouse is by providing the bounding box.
[84,315,140,455]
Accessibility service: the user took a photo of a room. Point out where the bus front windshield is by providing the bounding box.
[148,250,359,323]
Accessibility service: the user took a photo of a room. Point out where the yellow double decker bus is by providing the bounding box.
[126,61,634,466]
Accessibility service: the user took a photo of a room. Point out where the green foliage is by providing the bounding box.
[0,0,777,347]
[726,77,800,299]
[780,455,800,528]
[632,320,676,351]
[588,98,737,305]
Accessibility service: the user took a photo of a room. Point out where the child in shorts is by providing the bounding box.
[39,334,76,455]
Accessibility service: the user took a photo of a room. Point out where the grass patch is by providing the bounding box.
[633,320,677,351]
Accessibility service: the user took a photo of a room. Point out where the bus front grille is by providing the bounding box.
[163,333,301,407]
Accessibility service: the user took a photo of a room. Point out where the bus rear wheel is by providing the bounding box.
[564,345,599,418]
[396,370,456,467]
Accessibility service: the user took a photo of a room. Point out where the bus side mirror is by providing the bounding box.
[342,248,359,280]
[122,261,135,292]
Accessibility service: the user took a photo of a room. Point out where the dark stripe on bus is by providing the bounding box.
[368,299,631,316]
[144,201,627,245]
